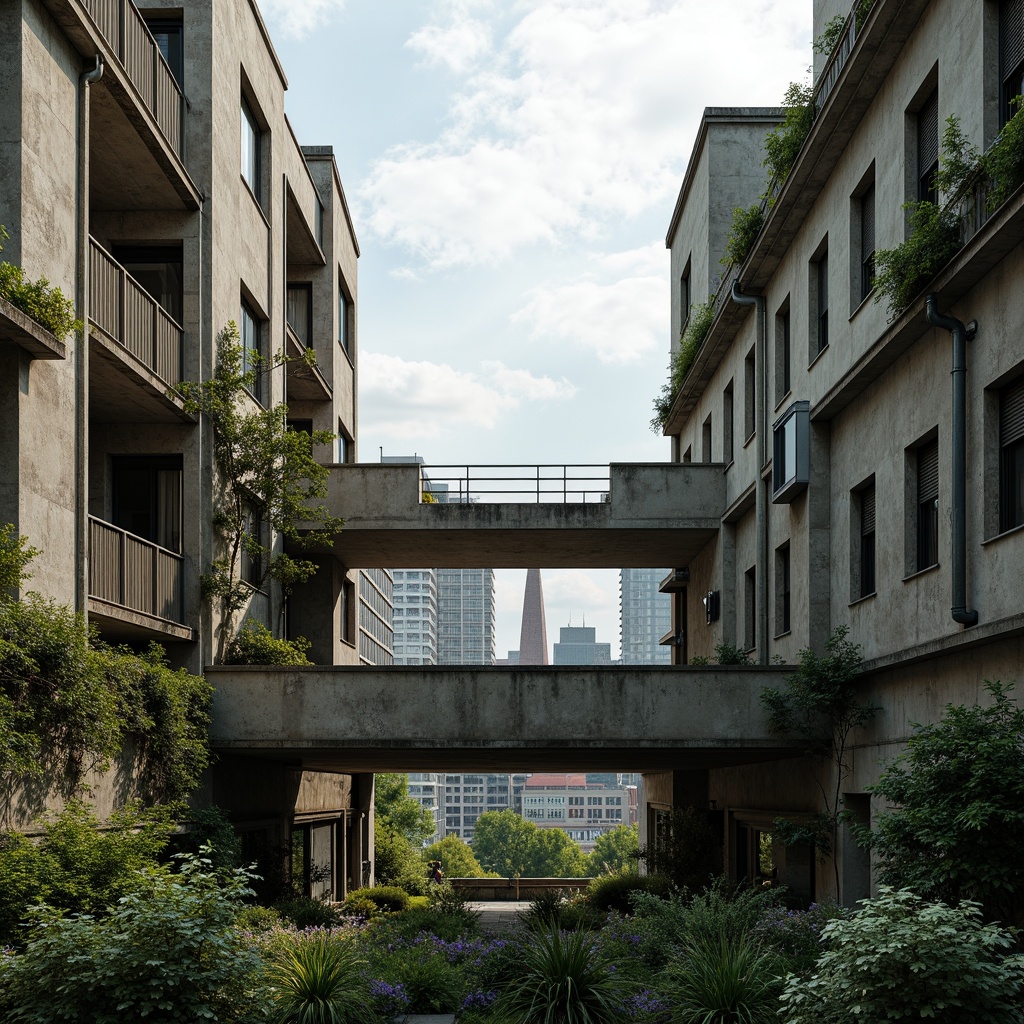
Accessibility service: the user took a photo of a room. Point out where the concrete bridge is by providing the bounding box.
[208,664,800,773]
[303,462,725,568]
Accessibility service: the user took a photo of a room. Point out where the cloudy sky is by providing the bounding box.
[265,0,812,658]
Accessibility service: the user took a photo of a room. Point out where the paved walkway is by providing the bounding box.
[467,899,532,934]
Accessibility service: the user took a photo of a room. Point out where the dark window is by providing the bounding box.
[723,381,734,465]
[1001,0,1024,126]
[917,88,939,205]
[241,97,260,195]
[287,418,313,436]
[111,455,182,552]
[744,348,756,439]
[702,414,712,463]
[112,245,183,325]
[860,483,876,597]
[916,439,939,570]
[286,283,312,347]
[1000,374,1024,532]
[682,445,692,464]
[680,262,692,332]
[860,183,875,302]
[744,566,756,651]
[340,578,355,644]
[240,509,263,586]
[776,543,791,635]
[816,251,829,354]
[777,306,791,400]
[146,19,183,88]
[772,401,810,503]
[240,299,262,402]
[338,281,350,354]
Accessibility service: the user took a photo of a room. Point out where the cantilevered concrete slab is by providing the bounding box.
[208,664,800,773]
[307,463,724,568]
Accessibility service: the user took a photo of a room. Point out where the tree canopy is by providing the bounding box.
[587,823,639,875]
[422,835,494,878]
[472,811,590,878]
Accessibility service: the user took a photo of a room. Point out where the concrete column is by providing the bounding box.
[287,557,337,663]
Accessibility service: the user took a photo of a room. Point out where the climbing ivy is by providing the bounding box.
[650,297,716,432]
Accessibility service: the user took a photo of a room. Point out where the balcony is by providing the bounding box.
[88,238,191,422]
[0,298,67,361]
[285,324,333,402]
[88,516,192,640]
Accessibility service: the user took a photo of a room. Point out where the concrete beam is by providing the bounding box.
[306,462,725,568]
[208,664,800,773]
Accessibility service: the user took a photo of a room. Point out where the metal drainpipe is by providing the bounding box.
[731,279,768,664]
[925,294,979,627]
[75,56,103,617]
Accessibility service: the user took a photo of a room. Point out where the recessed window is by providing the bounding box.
[338,278,350,354]
[338,421,354,464]
[772,401,810,503]
[858,181,876,303]
[240,298,262,403]
[917,88,939,205]
[1001,0,1024,126]
[702,414,712,463]
[916,438,939,570]
[111,455,182,552]
[744,347,756,440]
[240,508,263,587]
[680,259,692,333]
[147,19,184,88]
[1000,373,1024,532]
[775,300,791,405]
[852,481,876,600]
[241,97,260,196]
[723,381,734,465]
[775,543,791,635]
[112,245,183,325]
[811,246,829,357]
[286,284,312,347]
[744,566,756,652]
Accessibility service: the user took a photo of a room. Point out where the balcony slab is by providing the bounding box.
[0,299,67,360]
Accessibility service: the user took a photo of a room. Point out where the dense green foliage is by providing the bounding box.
[650,296,716,432]
[270,933,376,1024]
[176,323,342,655]
[0,851,270,1023]
[372,773,436,892]
[638,805,720,890]
[586,872,671,914]
[422,833,494,878]
[984,99,1024,210]
[225,621,313,666]
[864,681,1024,927]
[721,203,765,268]
[762,82,814,188]
[587,822,639,875]
[0,524,38,596]
[0,227,82,342]
[472,810,588,878]
[778,888,1024,1023]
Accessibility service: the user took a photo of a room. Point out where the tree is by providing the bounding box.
[588,823,639,875]
[0,523,38,596]
[422,834,494,879]
[864,681,1024,927]
[175,324,343,657]
[374,774,434,846]
[472,811,540,877]
[760,626,878,893]
[528,827,588,878]
[638,806,719,890]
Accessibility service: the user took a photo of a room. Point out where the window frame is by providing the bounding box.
[999,373,1024,532]
[241,95,261,198]
[240,297,263,404]
[915,437,940,571]
[771,400,810,503]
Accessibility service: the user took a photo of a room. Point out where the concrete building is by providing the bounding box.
[522,773,631,852]
[0,0,373,897]
[552,624,612,665]
[437,567,496,666]
[358,568,394,665]
[442,772,525,841]
[407,772,442,844]
[391,569,438,665]
[619,568,672,665]
[655,0,1024,901]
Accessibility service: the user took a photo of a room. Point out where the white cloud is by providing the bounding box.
[359,352,576,438]
[513,243,668,364]
[357,0,810,268]
[259,0,346,40]
[544,570,616,614]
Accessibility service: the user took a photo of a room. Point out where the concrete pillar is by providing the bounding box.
[287,557,337,663]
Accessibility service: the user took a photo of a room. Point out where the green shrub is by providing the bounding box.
[236,904,284,933]
[270,932,376,1024]
[650,297,716,432]
[752,899,848,976]
[347,885,409,914]
[677,881,780,947]
[0,524,38,596]
[763,82,814,187]
[986,98,1024,210]
[779,888,1024,1024]
[638,806,721,890]
[0,851,270,1023]
[225,621,312,665]
[340,895,379,921]
[721,203,765,268]
[0,260,82,344]
[274,897,344,930]
[587,872,671,914]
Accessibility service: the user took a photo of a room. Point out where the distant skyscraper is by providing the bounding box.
[437,568,496,665]
[619,568,672,665]
[358,568,394,665]
[392,569,438,665]
[553,624,611,665]
[518,568,549,664]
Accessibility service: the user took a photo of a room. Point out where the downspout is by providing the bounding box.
[925,294,979,627]
[75,55,103,617]
[731,279,768,664]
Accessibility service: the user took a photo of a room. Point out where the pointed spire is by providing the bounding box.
[518,568,549,665]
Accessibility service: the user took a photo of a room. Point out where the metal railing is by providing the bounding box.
[811,0,867,116]
[89,238,183,385]
[420,465,610,504]
[89,517,184,624]
[83,0,184,158]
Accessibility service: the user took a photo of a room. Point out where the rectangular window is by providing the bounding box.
[1001,0,1024,126]
[340,578,354,644]
[723,381,734,465]
[916,438,939,570]
[1000,374,1024,531]
[702,414,713,463]
[286,284,312,347]
[240,299,262,403]
[113,245,184,325]
[775,302,791,405]
[146,18,183,88]
[772,401,810,503]
[240,508,263,587]
[744,347,756,440]
[680,260,692,332]
[811,247,829,357]
[338,279,350,354]
[917,88,939,205]
[775,543,791,635]
[744,566,756,652]
[111,455,182,551]
[859,182,876,303]
[683,445,692,464]
[858,483,876,598]
[338,422,354,464]
[241,97,260,196]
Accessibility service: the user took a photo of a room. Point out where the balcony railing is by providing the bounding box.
[83,0,183,158]
[89,238,183,385]
[421,465,610,504]
[89,517,184,624]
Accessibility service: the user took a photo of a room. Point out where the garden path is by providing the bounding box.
[468,900,531,934]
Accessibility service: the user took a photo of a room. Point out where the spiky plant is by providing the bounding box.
[271,933,377,1024]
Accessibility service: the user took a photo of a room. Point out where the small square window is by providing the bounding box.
[772,401,810,502]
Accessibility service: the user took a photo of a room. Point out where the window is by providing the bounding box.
[702,414,712,463]
[858,181,875,303]
[112,245,183,325]
[682,445,692,464]
[1000,374,1024,531]
[111,455,182,551]
[744,566,756,652]
[286,283,312,347]
[775,543,791,635]
[146,18,183,88]
[775,301,791,405]
[338,422,353,464]
[241,97,260,196]
[917,88,939,205]
[744,347,756,440]
[240,508,263,587]
[772,401,810,503]
[1001,0,1024,126]
[916,438,939,570]
[338,278,350,354]
[853,481,876,599]
[680,259,692,332]
[340,579,354,644]
[723,381,734,465]
[810,244,829,358]
[240,298,262,402]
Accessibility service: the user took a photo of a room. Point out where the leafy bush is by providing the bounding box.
[0,229,81,342]
[985,98,1024,210]
[721,203,765,268]
[650,297,716,432]
[236,904,284,933]
[752,900,848,976]
[340,895,379,921]
[813,14,846,56]
[270,932,376,1024]
[872,200,963,318]
[225,621,312,666]
[494,927,631,1024]
[778,888,1024,1024]
[587,872,671,914]
[0,851,270,1023]
[346,885,409,914]
[763,82,814,187]
[0,524,38,595]
[638,805,721,890]
[273,897,344,930]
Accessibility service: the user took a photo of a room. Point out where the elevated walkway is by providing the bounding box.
[308,462,724,568]
[208,664,800,772]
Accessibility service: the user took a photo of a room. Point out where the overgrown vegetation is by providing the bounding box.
[0,226,82,341]
[638,806,720,891]
[650,296,716,432]
[763,81,814,190]
[721,203,765,268]
[175,323,343,657]
[225,621,312,666]
[760,626,878,893]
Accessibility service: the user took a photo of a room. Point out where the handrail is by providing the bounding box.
[419,465,611,504]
